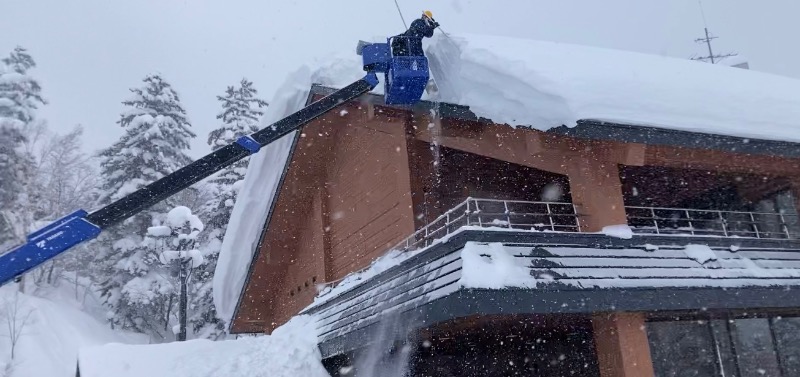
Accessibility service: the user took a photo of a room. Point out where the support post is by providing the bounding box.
[178,259,188,341]
[567,158,628,232]
[592,312,655,377]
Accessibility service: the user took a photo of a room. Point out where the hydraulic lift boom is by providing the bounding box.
[0,32,432,286]
[0,73,380,285]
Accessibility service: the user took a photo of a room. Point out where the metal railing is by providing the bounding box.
[387,199,800,256]
[625,206,800,239]
[391,198,580,252]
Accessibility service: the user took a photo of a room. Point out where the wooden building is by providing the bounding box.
[221,79,800,376]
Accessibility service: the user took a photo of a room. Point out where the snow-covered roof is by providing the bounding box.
[427,34,800,142]
[214,33,800,328]
[78,316,328,377]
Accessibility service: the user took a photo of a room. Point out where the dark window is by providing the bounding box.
[647,320,719,377]
[731,318,782,377]
[771,317,800,375]
[648,316,800,377]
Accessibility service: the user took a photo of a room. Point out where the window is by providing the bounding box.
[648,315,800,377]
[754,190,800,239]
[647,320,719,376]
[731,318,781,377]
[771,317,800,375]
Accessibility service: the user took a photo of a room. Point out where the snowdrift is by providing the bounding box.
[78,315,328,377]
[427,33,800,142]
[0,285,145,377]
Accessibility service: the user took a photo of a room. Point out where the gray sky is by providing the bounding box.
[2,0,798,158]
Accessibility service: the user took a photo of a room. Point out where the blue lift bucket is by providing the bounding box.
[360,37,430,105]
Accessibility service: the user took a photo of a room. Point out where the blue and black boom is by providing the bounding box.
[0,38,432,285]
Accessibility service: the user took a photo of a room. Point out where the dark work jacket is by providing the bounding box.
[392,18,436,56]
[404,18,436,39]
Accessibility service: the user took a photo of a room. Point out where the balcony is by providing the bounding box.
[393,198,581,252]
[392,198,800,253]
[306,197,800,358]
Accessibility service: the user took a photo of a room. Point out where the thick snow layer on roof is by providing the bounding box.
[79,315,328,377]
[428,34,800,142]
[213,56,365,325]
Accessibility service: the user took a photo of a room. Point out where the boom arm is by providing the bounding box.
[0,73,379,285]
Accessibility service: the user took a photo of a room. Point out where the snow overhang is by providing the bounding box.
[312,84,800,159]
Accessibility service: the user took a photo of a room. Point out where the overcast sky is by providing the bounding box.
[2,0,798,158]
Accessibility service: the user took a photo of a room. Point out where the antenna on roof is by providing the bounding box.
[690,0,737,64]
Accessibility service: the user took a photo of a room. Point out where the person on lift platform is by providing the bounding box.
[391,10,439,57]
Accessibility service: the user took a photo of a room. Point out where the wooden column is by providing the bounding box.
[567,158,627,232]
[788,177,800,215]
[592,312,655,377]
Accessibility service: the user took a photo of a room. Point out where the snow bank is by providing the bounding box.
[428,34,800,142]
[459,242,536,289]
[213,56,366,325]
[79,315,329,377]
[0,285,146,377]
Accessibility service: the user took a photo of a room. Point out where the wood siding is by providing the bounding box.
[231,97,800,334]
[325,113,415,280]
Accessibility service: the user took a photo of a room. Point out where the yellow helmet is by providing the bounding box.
[423,10,434,19]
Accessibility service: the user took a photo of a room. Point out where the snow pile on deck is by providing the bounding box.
[305,249,413,310]
[428,34,800,142]
[213,56,364,325]
[79,315,328,377]
[459,242,537,289]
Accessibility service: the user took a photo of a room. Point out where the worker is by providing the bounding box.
[392,10,439,57]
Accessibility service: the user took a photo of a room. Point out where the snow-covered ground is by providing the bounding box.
[0,284,146,377]
[78,315,328,377]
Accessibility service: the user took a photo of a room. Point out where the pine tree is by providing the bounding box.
[204,78,267,229]
[0,46,46,127]
[96,74,196,339]
[189,79,267,339]
[0,126,30,249]
[98,74,195,208]
[0,46,45,250]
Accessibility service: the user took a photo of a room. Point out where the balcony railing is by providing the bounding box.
[390,198,800,254]
[392,198,580,252]
[626,206,800,240]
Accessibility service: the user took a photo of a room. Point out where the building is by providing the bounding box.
[215,35,800,377]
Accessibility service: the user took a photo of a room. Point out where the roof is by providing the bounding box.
[428,34,800,143]
[302,230,800,357]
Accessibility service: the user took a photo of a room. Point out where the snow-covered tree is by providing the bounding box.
[104,206,204,341]
[186,79,267,339]
[0,46,45,252]
[0,46,45,128]
[98,74,195,209]
[205,79,267,220]
[158,206,204,341]
[0,126,30,250]
[97,75,196,338]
